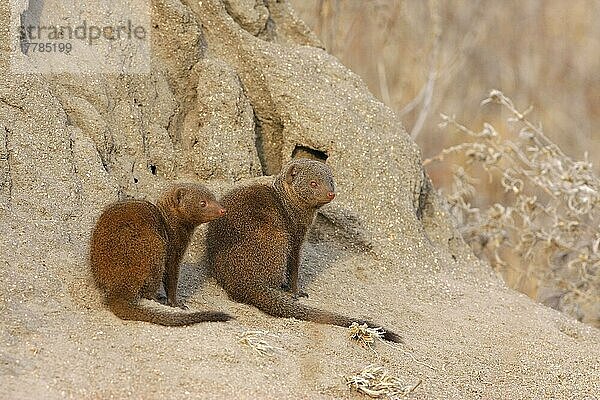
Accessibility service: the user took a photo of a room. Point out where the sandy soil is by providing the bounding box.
[0,0,598,399]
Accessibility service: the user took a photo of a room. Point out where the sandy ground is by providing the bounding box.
[1,0,599,398]
[1,189,599,399]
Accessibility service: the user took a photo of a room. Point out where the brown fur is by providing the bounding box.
[206,159,401,342]
[90,183,232,326]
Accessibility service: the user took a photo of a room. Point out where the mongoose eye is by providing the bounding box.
[200,201,207,208]
[310,181,317,188]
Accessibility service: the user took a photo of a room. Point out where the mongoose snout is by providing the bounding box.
[202,200,227,221]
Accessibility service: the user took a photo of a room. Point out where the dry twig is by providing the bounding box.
[345,365,421,399]
[348,322,385,349]
[238,330,281,357]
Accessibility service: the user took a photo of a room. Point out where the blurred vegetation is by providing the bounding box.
[427,90,600,327]
[291,0,600,327]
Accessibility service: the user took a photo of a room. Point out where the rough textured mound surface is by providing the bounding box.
[0,1,598,399]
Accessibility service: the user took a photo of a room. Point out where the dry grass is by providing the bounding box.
[238,330,281,356]
[348,322,386,349]
[425,90,600,327]
[345,365,421,399]
[347,323,439,372]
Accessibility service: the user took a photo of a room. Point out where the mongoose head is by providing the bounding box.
[161,183,226,226]
[276,159,336,209]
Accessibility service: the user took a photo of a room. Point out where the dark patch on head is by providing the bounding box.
[149,165,157,175]
[292,145,328,163]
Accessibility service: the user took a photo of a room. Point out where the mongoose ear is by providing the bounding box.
[173,187,185,206]
[285,164,297,183]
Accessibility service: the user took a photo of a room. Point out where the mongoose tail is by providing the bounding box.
[247,287,402,343]
[107,296,233,326]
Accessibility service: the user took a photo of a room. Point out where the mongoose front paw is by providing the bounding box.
[167,300,189,310]
[281,284,308,299]
[155,294,168,304]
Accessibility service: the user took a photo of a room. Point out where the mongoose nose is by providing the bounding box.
[219,208,227,215]
[327,192,336,200]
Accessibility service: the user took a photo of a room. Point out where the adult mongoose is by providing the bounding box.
[206,159,401,342]
[90,183,232,326]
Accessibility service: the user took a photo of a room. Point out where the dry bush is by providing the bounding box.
[424,90,600,327]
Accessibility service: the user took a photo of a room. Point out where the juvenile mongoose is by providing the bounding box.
[90,183,232,326]
[206,159,401,342]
